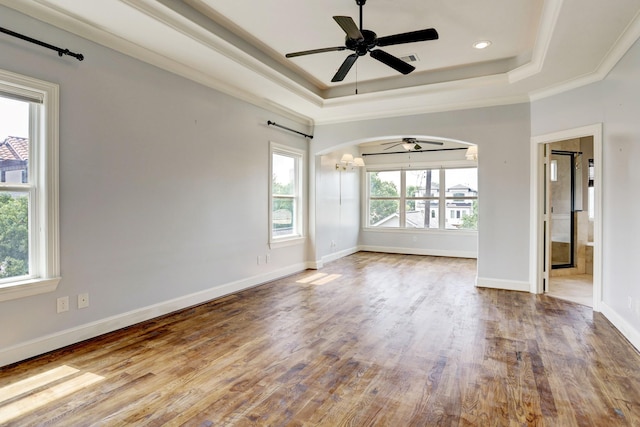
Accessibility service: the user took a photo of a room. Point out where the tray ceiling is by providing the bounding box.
[1,0,640,124]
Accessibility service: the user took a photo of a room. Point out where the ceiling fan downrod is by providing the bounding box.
[356,0,366,30]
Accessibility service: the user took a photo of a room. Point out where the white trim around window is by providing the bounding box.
[269,142,305,249]
[0,68,61,302]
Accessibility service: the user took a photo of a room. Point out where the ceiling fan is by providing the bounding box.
[382,138,444,151]
[285,0,439,82]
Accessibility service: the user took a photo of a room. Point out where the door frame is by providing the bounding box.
[529,123,603,311]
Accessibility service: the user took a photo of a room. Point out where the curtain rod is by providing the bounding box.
[0,26,84,61]
[362,147,467,156]
[267,120,313,139]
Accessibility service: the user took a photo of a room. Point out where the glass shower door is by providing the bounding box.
[550,152,574,268]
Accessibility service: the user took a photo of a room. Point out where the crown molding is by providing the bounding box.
[530,8,640,102]
[2,0,639,124]
[0,0,319,125]
[508,0,564,83]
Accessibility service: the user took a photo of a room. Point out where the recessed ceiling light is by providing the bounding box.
[473,40,492,49]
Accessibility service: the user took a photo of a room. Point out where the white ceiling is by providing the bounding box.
[2,0,640,124]
[187,0,542,93]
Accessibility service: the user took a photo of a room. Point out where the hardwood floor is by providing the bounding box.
[1,252,639,426]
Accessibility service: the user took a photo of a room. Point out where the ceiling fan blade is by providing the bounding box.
[333,16,364,41]
[415,140,444,146]
[370,49,415,75]
[377,28,439,47]
[384,143,403,150]
[286,46,346,58]
[331,54,358,82]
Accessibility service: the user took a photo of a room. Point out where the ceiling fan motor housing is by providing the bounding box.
[346,30,378,55]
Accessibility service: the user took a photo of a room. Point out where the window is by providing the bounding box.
[366,167,477,230]
[0,69,60,302]
[368,171,400,227]
[270,143,304,245]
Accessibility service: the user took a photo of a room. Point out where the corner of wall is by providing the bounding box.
[600,303,640,353]
[320,246,360,266]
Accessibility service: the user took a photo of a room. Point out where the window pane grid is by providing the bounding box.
[1,94,34,282]
[270,145,303,241]
[0,191,30,281]
[366,167,477,230]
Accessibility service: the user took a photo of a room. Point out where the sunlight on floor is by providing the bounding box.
[0,365,104,423]
[296,272,342,285]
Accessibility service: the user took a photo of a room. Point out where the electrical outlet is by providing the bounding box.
[257,255,262,265]
[266,254,271,263]
[57,296,69,313]
[78,293,89,309]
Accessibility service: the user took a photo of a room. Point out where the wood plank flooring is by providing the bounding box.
[1,252,639,426]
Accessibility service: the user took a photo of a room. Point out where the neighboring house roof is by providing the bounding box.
[406,211,426,228]
[0,136,29,162]
[372,212,400,227]
[373,211,428,228]
[447,184,477,192]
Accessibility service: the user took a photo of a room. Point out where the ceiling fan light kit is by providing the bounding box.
[285,0,439,82]
[336,153,365,170]
[381,138,444,151]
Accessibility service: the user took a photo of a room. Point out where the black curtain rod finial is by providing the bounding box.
[58,48,84,61]
[0,25,84,62]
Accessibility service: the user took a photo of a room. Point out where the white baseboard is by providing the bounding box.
[600,302,640,353]
[306,260,323,269]
[476,276,530,292]
[359,245,477,259]
[0,263,307,368]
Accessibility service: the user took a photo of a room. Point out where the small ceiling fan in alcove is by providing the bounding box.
[381,138,444,151]
[285,0,439,82]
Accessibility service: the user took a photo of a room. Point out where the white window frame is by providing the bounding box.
[269,142,305,248]
[0,69,60,302]
[364,165,477,232]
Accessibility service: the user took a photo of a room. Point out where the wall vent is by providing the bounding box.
[400,54,420,63]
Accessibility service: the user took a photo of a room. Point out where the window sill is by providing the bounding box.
[0,277,62,302]
[269,236,306,249]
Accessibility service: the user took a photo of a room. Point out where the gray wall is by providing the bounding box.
[3,3,639,364]
[312,104,532,288]
[312,148,361,265]
[0,6,310,364]
[532,38,640,342]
